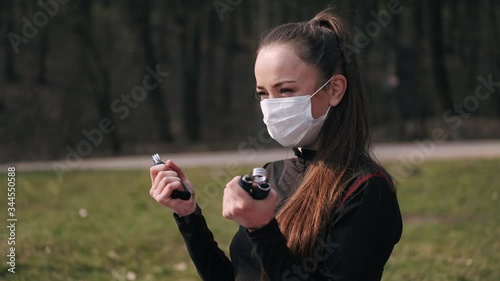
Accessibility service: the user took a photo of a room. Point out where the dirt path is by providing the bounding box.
[2,140,500,172]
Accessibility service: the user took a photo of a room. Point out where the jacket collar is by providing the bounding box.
[292,147,317,162]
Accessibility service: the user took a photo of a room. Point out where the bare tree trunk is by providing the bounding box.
[205,11,220,109]
[258,0,270,31]
[139,0,174,142]
[221,15,235,111]
[157,0,171,64]
[350,0,378,63]
[393,8,418,139]
[428,0,454,112]
[464,0,480,115]
[38,26,49,84]
[75,0,122,154]
[489,0,500,71]
[449,0,462,56]
[488,0,500,116]
[201,10,220,141]
[4,0,18,82]
[413,0,432,133]
[184,18,202,142]
[177,4,202,142]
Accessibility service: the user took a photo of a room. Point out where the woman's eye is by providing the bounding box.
[279,88,293,95]
[256,91,268,100]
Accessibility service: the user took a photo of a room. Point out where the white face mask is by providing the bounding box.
[260,77,333,148]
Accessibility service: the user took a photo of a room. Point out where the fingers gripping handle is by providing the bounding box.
[152,153,191,201]
[238,168,271,200]
[169,187,191,200]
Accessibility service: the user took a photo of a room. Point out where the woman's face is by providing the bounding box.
[254,44,332,119]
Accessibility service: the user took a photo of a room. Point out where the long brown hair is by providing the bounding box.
[257,9,388,258]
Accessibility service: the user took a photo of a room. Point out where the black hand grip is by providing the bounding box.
[171,189,192,200]
[152,158,191,201]
[239,176,270,200]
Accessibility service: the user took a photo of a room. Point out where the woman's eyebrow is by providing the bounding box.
[256,80,297,90]
[272,80,296,88]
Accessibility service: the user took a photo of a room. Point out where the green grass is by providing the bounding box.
[383,159,500,281]
[0,159,499,281]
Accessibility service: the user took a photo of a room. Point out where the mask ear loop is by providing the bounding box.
[310,76,334,99]
[321,103,332,119]
[309,76,335,119]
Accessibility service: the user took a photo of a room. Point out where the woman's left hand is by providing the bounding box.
[222,176,279,231]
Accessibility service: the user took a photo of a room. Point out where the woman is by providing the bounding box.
[149,9,403,281]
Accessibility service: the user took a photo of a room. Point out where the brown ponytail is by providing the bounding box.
[257,9,387,259]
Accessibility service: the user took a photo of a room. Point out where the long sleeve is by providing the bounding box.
[175,206,235,281]
[247,176,403,281]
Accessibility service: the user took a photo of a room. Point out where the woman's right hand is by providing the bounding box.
[149,160,196,217]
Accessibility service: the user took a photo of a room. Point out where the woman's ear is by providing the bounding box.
[326,74,347,107]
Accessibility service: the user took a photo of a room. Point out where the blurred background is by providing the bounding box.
[1,1,500,281]
[1,0,499,163]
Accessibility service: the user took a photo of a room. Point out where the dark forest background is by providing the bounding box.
[0,0,499,162]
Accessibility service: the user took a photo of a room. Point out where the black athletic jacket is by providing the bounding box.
[174,148,403,281]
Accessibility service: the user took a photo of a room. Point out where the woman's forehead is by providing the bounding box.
[255,44,318,86]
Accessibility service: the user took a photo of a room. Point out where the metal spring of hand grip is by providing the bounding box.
[152,153,191,200]
[238,168,271,200]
